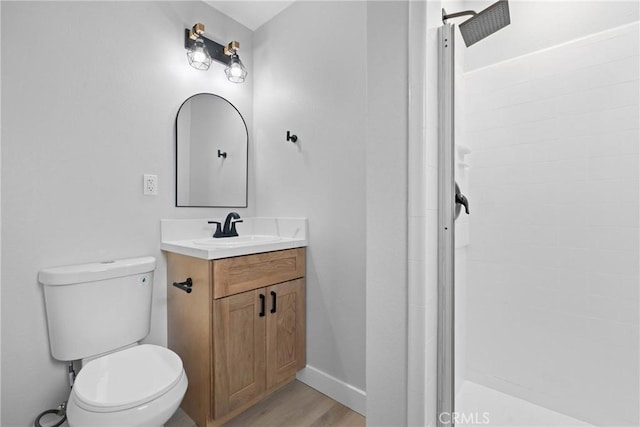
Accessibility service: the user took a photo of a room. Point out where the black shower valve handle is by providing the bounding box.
[456,192,470,215]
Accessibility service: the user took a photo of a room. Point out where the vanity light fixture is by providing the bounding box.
[184,23,248,83]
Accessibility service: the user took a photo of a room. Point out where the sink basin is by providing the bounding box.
[192,235,282,248]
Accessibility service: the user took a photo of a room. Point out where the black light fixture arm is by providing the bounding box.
[442,9,477,22]
[184,28,235,66]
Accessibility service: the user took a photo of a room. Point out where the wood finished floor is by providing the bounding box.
[166,380,365,427]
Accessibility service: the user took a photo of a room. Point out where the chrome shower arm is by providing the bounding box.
[442,8,477,23]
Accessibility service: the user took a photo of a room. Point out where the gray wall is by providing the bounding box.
[253,0,367,400]
[366,2,409,425]
[0,1,3,420]
[254,2,412,423]
[1,2,254,425]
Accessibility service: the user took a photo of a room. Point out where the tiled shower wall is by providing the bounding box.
[465,22,639,426]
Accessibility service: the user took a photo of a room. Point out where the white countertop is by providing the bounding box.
[160,217,308,260]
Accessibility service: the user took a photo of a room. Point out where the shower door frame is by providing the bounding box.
[437,22,455,427]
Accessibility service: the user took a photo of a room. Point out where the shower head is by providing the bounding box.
[443,0,511,47]
[460,0,511,46]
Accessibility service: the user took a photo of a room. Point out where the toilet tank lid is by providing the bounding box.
[38,256,156,286]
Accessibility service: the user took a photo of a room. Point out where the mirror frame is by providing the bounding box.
[175,93,249,208]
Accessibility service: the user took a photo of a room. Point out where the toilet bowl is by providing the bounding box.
[66,344,188,427]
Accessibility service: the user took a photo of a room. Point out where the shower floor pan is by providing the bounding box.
[455,381,594,427]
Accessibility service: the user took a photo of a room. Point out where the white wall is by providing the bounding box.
[465,21,639,426]
[460,0,640,71]
[0,2,3,422]
[1,2,254,425]
[453,22,470,398]
[407,1,428,425]
[407,0,441,425]
[253,0,368,414]
[366,2,410,425]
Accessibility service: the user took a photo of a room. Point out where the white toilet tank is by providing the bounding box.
[39,257,156,361]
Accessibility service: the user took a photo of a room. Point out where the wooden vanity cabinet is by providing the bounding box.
[167,248,306,427]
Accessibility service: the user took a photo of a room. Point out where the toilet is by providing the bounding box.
[39,256,187,427]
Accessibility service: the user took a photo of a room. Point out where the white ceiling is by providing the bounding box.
[205,1,296,31]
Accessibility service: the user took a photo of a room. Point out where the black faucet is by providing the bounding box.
[208,212,243,238]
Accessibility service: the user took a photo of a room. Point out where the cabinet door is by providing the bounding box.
[266,278,306,388]
[213,289,266,419]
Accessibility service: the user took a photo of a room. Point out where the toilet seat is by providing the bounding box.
[72,344,184,413]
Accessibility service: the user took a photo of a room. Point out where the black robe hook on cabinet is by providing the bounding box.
[218,149,227,158]
[286,131,298,143]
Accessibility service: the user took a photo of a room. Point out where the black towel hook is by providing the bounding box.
[173,278,193,294]
[286,131,298,143]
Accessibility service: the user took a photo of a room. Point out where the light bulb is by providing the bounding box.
[229,64,243,77]
[187,37,211,71]
[225,53,248,83]
[193,50,206,63]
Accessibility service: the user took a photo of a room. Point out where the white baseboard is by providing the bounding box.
[296,365,366,416]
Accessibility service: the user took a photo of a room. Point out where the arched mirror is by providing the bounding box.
[175,93,248,207]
